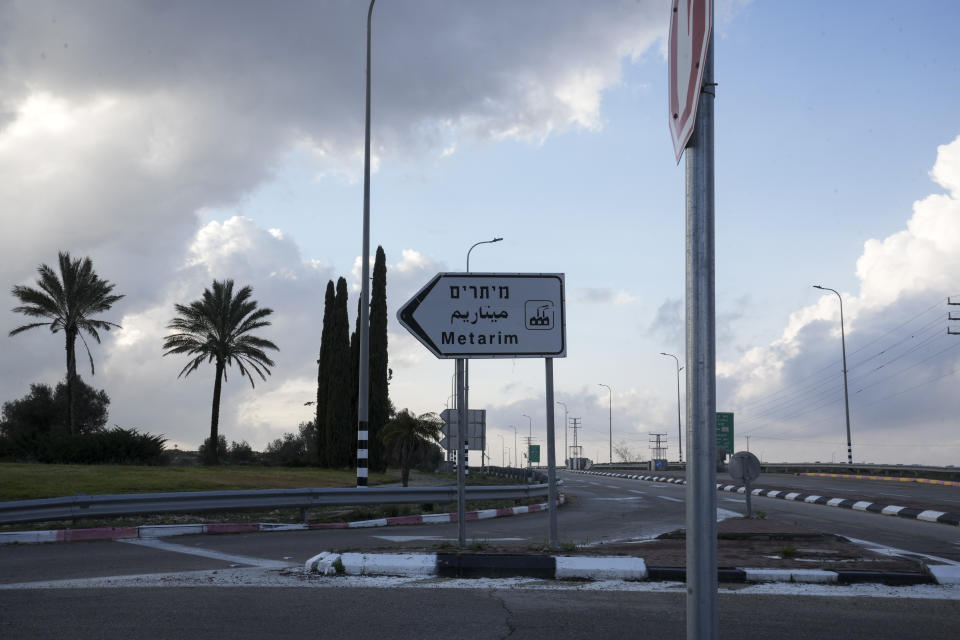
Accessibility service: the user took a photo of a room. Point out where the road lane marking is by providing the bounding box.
[628,490,647,495]
[118,538,292,568]
[373,536,525,542]
[593,497,644,501]
[657,496,683,503]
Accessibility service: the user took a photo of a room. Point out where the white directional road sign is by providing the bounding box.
[397,273,565,359]
[668,0,712,163]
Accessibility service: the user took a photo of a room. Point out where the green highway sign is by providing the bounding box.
[716,412,734,455]
[528,444,541,464]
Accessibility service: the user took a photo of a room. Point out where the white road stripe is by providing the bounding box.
[119,538,292,568]
[657,496,683,503]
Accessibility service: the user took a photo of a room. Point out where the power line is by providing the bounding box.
[734,295,950,421]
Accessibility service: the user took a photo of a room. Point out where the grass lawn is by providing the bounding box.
[0,463,397,501]
[0,464,537,532]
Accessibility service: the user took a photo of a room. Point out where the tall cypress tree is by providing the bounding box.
[315,280,336,466]
[325,277,352,467]
[368,246,390,472]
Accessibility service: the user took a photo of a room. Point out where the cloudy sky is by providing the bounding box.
[1,1,959,466]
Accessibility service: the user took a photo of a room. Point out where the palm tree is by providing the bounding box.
[9,252,124,435]
[162,279,278,465]
[379,409,443,486]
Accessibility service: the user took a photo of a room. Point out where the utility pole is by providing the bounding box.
[649,432,668,464]
[570,418,582,470]
[556,401,568,470]
[523,436,536,472]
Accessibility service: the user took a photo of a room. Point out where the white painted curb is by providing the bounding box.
[340,552,437,577]
[927,565,960,585]
[555,556,647,581]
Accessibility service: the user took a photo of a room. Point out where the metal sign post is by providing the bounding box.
[729,451,761,518]
[670,1,716,638]
[545,359,558,548]
[456,359,466,547]
[398,272,566,550]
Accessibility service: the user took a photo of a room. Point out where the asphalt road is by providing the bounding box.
[1,469,959,639]
[1,581,958,640]
[645,469,960,513]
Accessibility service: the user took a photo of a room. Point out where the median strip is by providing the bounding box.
[304,551,940,585]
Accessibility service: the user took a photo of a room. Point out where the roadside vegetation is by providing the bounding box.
[0,462,396,501]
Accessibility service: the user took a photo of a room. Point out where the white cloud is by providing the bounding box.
[719,135,960,465]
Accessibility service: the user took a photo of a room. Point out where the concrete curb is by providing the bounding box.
[304,551,941,585]
[572,470,960,527]
[0,495,565,546]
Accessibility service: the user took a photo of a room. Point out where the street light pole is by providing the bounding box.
[597,384,612,463]
[356,0,376,488]
[522,413,532,469]
[512,425,517,468]
[463,237,502,471]
[660,352,684,463]
[497,433,505,466]
[556,401,567,469]
[813,284,853,465]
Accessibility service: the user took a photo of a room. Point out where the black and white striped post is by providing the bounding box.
[356,0,375,488]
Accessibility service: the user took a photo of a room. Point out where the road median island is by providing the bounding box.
[305,516,944,585]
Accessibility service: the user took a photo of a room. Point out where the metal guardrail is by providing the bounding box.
[590,462,960,482]
[485,465,549,484]
[0,483,551,526]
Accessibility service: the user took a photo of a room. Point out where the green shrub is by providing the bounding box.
[8,427,167,465]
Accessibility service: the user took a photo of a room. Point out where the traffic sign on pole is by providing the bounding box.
[668,0,712,163]
[397,273,566,359]
[716,412,734,455]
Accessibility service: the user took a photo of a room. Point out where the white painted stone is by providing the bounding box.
[0,530,57,544]
[348,518,388,528]
[421,513,452,524]
[928,565,960,585]
[138,524,205,538]
[917,510,946,523]
[340,552,437,577]
[555,556,647,581]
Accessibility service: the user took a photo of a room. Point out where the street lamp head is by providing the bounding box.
[813,284,824,290]
[492,237,503,242]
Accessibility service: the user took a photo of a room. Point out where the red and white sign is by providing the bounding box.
[668,0,712,163]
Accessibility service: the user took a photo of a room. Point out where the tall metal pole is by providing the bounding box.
[356,0,376,488]
[685,27,717,640]
[813,285,853,464]
[522,413,532,470]
[462,237,501,472]
[598,384,611,463]
[512,425,517,468]
[660,352,684,463]
[556,401,567,469]
[456,358,466,547]
[545,359,558,548]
